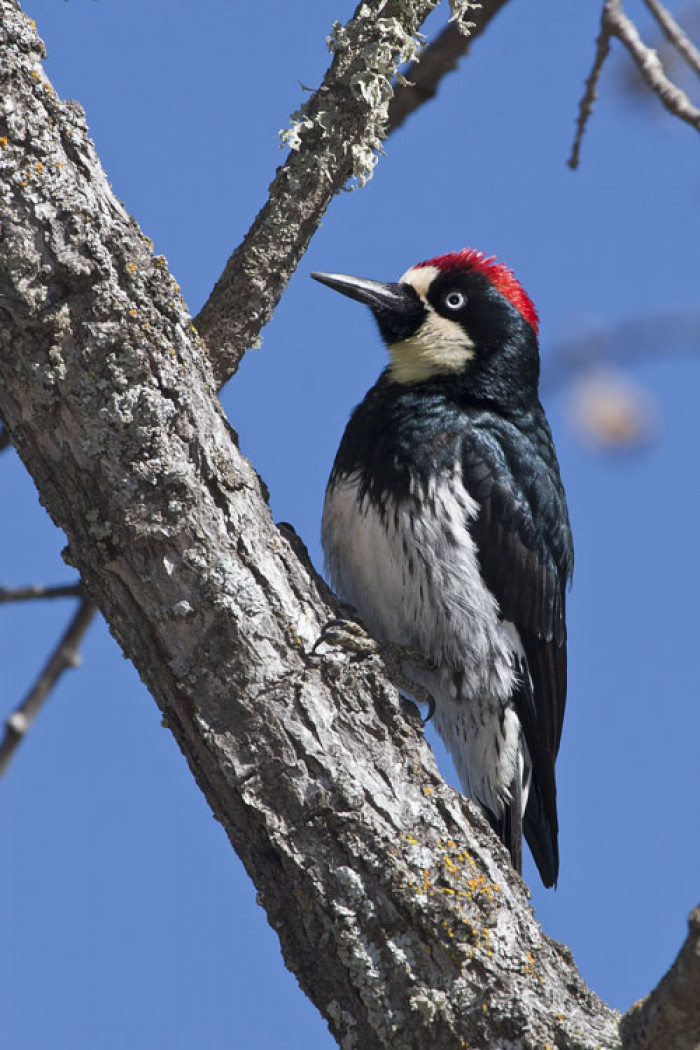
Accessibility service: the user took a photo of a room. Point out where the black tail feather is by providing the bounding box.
[523,779,558,888]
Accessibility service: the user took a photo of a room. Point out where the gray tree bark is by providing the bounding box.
[0,1,696,1046]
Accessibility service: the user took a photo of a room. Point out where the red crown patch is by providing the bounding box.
[414,249,539,335]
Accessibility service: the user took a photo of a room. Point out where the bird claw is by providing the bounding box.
[312,617,437,721]
[311,617,378,658]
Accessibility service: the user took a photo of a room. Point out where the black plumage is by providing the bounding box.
[314,250,573,887]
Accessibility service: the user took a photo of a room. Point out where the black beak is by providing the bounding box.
[310,271,414,311]
[311,271,425,343]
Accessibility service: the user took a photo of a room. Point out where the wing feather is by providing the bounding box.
[462,413,573,886]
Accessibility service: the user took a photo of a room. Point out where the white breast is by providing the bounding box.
[322,467,526,816]
[322,469,515,695]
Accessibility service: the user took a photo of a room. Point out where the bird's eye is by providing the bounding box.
[443,290,466,311]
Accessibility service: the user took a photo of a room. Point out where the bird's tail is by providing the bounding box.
[523,778,558,888]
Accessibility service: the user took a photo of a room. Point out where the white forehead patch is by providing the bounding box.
[389,266,474,384]
[399,265,441,299]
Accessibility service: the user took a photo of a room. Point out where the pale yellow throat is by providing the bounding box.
[388,264,475,384]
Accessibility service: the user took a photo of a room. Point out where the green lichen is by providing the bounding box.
[281,1,435,186]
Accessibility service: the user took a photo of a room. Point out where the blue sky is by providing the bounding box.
[3,1,700,1047]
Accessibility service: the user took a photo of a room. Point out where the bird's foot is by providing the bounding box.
[312,617,437,722]
[312,617,377,657]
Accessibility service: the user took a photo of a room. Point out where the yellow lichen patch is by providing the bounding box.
[35,161,43,174]
[0,137,8,148]
[127,263,137,274]
[128,309,138,318]
[522,950,537,976]
[402,836,500,961]
[440,919,455,939]
[442,854,459,874]
[464,873,499,901]
[422,785,432,796]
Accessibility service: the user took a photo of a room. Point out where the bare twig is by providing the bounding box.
[643,0,700,78]
[621,905,700,1050]
[0,582,82,604]
[612,0,700,125]
[568,17,612,169]
[387,1,511,134]
[0,598,97,778]
[569,0,700,169]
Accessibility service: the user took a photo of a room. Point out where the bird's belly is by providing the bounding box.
[322,471,514,689]
[322,470,524,814]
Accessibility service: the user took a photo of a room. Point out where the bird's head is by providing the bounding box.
[312,249,541,404]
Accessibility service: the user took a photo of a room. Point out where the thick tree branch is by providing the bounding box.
[0,597,96,777]
[2,2,696,1047]
[387,1,511,134]
[194,0,442,389]
[0,3,626,1046]
[620,906,700,1050]
[195,1,514,389]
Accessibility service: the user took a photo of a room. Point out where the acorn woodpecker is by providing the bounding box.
[312,249,573,888]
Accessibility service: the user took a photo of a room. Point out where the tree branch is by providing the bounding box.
[642,0,700,79]
[0,4,626,1045]
[387,1,511,134]
[0,597,97,778]
[569,0,700,169]
[0,582,82,603]
[568,14,612,170]
[194,0,441,389]
[620,905,700,1050]
[2,2,696,1046]
[542,308,700,392]
[194,1,513,388]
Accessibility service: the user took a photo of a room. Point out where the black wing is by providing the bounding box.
[462,408,573,886]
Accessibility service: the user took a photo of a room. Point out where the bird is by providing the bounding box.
[311,249,573,888]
